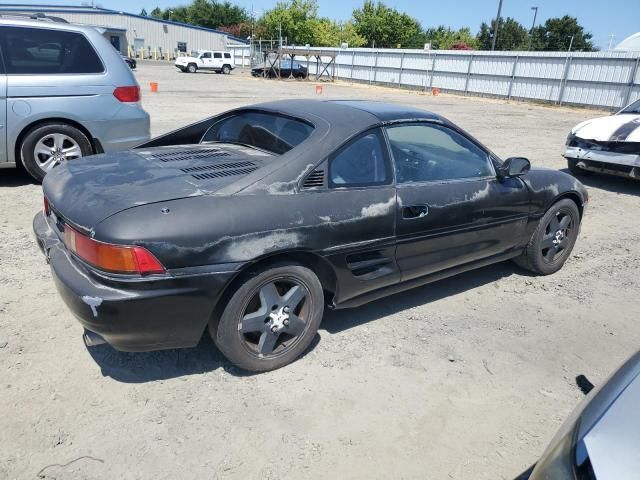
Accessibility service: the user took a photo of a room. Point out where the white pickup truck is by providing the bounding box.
[175,50,234,74]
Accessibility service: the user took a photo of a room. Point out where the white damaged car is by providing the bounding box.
[565,99,640,179]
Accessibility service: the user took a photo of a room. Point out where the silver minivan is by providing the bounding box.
[0,16,150,181]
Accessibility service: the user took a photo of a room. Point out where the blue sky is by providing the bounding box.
[17,0,639,49]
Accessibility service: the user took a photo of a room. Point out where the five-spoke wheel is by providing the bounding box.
[211,265,324,372]
[514,198,580,275]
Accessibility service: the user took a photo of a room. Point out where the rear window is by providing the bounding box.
[0,26,104,74]
[202,111,314,155]
[224,53,231,59]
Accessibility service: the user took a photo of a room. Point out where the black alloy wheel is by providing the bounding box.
[211,265,324,372]
[514,198,580,275]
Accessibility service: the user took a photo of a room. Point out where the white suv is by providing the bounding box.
[175,50,234,74]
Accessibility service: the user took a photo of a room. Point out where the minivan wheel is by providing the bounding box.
[20,123,93,182]
[187,63,197,73]
[222,64,231,74]
[211,265,324,372]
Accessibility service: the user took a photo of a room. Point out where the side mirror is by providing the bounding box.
[499,157,531,178]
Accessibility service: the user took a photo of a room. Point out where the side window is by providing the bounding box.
[201,52,211,59]
[224,53,231,59]
[386,123,493,184]
[213,52,222,59]
[0,26,103,74]
[329,129,391,188]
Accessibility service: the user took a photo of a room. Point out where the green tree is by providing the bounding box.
[352,0,421,48]
[426,26,479,50]
[259,0,318,44]
[477,17,528,50]
[140,8,148,16]
[308,18,366,47]
[150,1,249,28]
[531,15,595,51]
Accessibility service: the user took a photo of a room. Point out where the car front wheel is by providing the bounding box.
[20,123,93,182]
[513,198,580,275]
[211,265,324,372]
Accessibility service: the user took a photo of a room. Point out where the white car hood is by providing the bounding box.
[572,114,640,142]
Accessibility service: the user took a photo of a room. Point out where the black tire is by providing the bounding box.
[20,123,93,182]
[513,198,580,275]
[222,64,231,75]
[187,63,197,73]
[211,265,324,372]
[567,158,594,177]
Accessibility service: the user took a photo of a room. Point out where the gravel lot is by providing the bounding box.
[1,62,639,480]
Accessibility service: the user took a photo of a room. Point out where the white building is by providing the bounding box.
[615,33,640,52]
[0,3,248,59]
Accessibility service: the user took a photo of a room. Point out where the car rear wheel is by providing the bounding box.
[211,265,324,372]
[20,123,93,182]
[513,198,580,275]
[222,65,231,74]
[567,158,594,177]
[187,63,197,73]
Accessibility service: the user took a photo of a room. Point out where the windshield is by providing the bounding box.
[620,99,640,114]
[201,111,314,155]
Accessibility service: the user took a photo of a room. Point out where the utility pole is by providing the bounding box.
[567,35,574,52]
[491,0,504,51]
[607,34,615,51]
[528,6,538,50]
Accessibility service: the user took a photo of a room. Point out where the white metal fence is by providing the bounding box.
[240,46,640,110]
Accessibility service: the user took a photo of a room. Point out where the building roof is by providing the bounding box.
[0,4,249,44]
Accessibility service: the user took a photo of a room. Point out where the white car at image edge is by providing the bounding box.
[564,99,640,179]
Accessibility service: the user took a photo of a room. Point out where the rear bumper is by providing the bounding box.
[33,211,239,351]
[86,105,150,153]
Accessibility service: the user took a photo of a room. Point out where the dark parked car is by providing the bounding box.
[252,59,308,79]
[33,100,588,371]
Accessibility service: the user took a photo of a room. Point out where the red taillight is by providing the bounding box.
[113,85,141,103]
[43,196,50,215]
[63,225,164,275]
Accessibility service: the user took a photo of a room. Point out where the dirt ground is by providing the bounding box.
[1,62,639,480]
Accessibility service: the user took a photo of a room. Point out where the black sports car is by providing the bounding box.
[33,100,588,371]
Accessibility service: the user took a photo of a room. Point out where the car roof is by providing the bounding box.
[0,17,98,34]
[247,99,444,126]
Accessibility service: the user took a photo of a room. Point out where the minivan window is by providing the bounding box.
[202,112,314,155]
[0,26,104,74]
[214,52,222,59]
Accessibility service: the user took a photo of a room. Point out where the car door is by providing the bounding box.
[199,51,212,69]
[387,122,530,282]
[308,128,400,305]
[213,52,223,70]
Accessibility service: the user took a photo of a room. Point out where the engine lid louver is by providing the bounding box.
[302,169,325,189]
[149,148,231,162]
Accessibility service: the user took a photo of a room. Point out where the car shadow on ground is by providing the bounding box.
[89,261,522,383]
[560,168,640,197]
[88,332,322,383]
[322,261,522,334]
[0,168,37,187]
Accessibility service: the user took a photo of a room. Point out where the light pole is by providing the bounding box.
[567,35,574,52]
[491,0,504,51]
[528,6,538,50]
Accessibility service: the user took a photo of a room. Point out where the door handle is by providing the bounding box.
[402,205,429,219]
